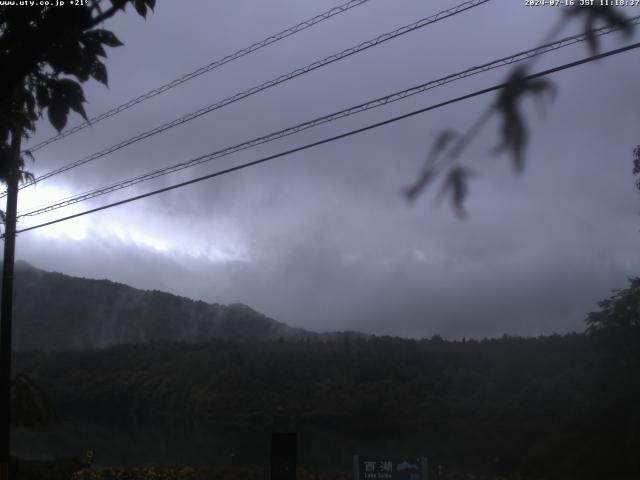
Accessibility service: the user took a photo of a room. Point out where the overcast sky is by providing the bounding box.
[11,0,640,338]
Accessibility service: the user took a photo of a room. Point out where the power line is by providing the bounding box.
[24,0,374,154]
[13,0,490,195]
[18,19,632,217]
[17,19,638,219]
[11,41,640,237]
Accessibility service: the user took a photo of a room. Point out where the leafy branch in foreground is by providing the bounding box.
[0,0,156,229]
[406,5,635,216]
[0,0,156,183]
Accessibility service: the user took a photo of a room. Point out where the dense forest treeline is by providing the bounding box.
[8,265,640,478]
[13,330,639,479]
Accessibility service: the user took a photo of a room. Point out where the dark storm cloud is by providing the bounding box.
[13,0,640,338]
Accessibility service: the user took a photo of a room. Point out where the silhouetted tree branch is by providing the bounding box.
[408,6,635,216]
[0,0,156,182]
[0,0,157,431]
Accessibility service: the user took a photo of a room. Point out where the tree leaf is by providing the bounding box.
[47,102,69,132]
[493,67,555,172]
[91,60,108,86]
[566,5,633,54]
[437,166,475,218]
[90,29,123,48]
[45,41,94,81]
[23,91,36,117]
[404,130,459,202]
[69,101,87,122]
[80,31,107,58]
[110,0,128,11]
[49,79,88,122]
[134,0,148,18]
[35,84,50,109]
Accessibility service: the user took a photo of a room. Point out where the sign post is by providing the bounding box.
[271,432,296,480]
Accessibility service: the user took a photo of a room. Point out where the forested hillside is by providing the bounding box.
[9,262,315,350]
[13,332,639,478]
[9,266,640,478]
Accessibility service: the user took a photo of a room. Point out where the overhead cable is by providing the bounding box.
[18,18,639,219]
[25,0,374,153]
[14,0,490,194]
[11,40,640,236]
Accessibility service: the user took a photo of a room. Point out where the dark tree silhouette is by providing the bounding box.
[585,278,640,475]
[408,6,635,214]
[0,0,156,181]
[0,3,157,476]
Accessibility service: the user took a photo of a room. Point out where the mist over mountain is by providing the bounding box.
[9,261,346,351]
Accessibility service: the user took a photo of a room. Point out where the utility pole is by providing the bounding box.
[0,129,21,480]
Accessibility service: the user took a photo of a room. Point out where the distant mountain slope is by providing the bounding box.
[9,261,317,350]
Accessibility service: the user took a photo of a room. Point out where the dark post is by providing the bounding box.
[420,457,428,480]
[0,130,21,480]
[271,432,296,480]
[353,455,360,480]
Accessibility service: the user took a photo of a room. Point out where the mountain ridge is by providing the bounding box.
[8,261,366,351]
